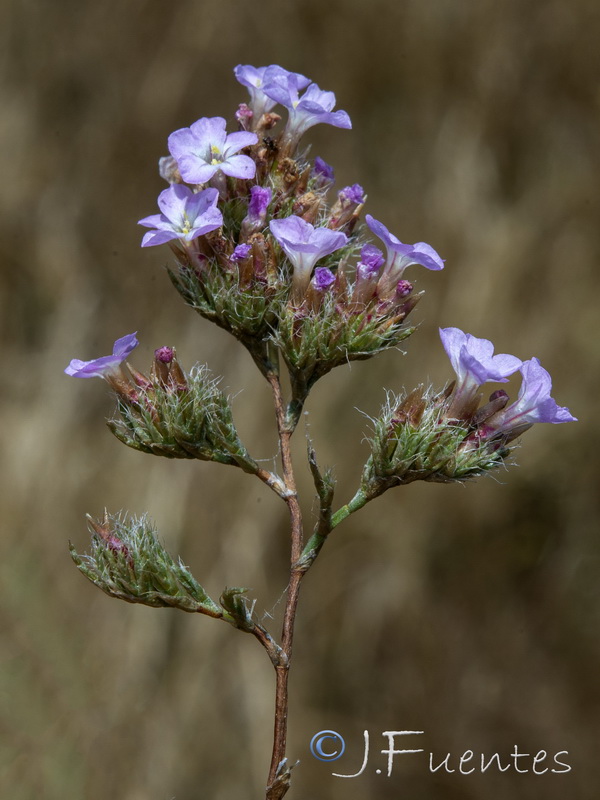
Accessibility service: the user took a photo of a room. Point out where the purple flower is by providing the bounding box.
[234,64,310,119]
[138,185,222,247]
[269,215,348,296]
[367,215,444,293]
[168,117,258,184]
[339,184,365,205]
[440,327,522,415]
[240,186,272,239]
[231,243,252,262]
[312,267,336,291]
[355,262,378,283]
[247,186,272,225]
[359,244,385,274]
[313,157,334,183]
[487,358,577,433]
[263,78,352,143]
[352,244,385,303]
[64,333,139,379]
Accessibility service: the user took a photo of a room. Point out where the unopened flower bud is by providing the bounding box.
[235,103,253,130]
[312,157,334,187]
[396,280,413,299]
[151,347,187,389]
[155,346,174,363]
[303,267,336,310]
[312,267,336,291]
[352,244,385,304]
[231,243,252,262]
[329,183,365,232]
[231,243,254,287]
[241,186,272,238]
[340,184,365,205]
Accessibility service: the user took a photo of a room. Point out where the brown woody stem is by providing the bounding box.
[265,370,305,800]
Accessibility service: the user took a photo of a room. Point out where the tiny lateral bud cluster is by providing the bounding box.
[107,351,258,472]
[70,512,222,616]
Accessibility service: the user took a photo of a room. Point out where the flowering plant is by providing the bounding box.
[65,64,576,799]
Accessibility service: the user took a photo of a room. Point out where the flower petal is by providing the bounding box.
[219,154,257,180]
[156,184,190,224]
[189,116,227,150]
[112,333,139,358]
[141,229,179,247]
[223,131,259,156]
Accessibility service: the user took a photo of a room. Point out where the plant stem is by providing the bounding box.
[330,487,369,528]
[265,370,305,800]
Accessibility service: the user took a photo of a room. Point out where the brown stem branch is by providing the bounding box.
[250,623,287,669]
[254,465,292,500]
[265,370,305,800]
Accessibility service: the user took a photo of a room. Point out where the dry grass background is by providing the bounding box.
[1,0,599,798]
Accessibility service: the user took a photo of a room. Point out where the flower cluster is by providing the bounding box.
[439,327,576,439]
[132,64,444,409]
[67,62,575,460]
[66,336,260,471]
[70,511,223,615]
[361,328,576,492]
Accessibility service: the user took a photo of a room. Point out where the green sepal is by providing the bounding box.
[220,587,254,630]
[273,294,416,407]
[168,262,285,377]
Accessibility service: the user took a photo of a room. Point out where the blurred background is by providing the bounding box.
[1,0,599,798]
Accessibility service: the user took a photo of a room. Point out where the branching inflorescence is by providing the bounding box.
[65,64,576,800]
